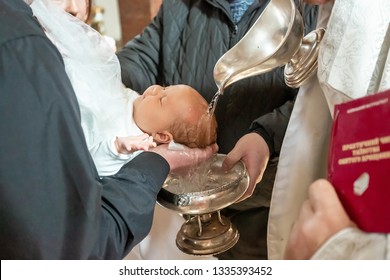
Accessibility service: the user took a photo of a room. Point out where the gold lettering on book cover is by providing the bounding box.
[338,135,390,166]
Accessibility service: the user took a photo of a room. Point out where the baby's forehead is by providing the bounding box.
[169,87,196,99]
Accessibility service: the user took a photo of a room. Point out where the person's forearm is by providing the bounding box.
[250,99,295,157]
[94,152,169,259]
[0,30,168,259]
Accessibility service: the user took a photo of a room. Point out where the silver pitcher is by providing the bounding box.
[213,0,325,91]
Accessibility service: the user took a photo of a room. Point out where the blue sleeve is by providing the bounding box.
[0,22,169,259]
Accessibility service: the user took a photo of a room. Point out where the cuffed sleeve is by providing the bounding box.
[311,228,390,260]
[250,99,295,158]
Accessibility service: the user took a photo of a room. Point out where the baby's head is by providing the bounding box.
[133,85,217,148]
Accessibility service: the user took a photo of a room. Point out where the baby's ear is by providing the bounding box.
[153,131,173,144]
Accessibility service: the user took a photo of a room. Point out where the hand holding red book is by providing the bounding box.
[328,89,390,233]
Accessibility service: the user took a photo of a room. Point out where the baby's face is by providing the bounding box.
[51,0,90,22]
[133,85,207,136]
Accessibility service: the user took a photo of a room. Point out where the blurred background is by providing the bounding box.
[89,0,163,49]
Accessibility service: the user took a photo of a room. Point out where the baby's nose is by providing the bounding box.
[149,86,165,96]
[145,90,158,97]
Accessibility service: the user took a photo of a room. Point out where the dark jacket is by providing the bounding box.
[0,0,169,259]
[117,0,317,207]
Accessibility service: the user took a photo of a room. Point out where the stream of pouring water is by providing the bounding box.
[207,88,223,116]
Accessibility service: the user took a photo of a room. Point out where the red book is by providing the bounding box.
[328,89,390,233]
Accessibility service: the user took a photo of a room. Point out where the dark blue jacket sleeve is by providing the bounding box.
[0,0,169,259]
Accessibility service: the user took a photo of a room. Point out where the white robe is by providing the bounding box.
[85,89,144,177]
[30,0,144,176]
[268,0,390,260]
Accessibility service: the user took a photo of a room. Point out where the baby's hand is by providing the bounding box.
[115,133,157,154]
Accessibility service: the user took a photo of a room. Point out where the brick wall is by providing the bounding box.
[118,0,162,48]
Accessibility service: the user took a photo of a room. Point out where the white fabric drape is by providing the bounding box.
[30,0,143,175]
[268,0,390,260]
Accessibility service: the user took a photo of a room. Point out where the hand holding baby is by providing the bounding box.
[151,142,218,174]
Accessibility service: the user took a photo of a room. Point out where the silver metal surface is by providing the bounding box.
[157,154,248,255]
[213,0,325,91]
[176,212,239,255]
[284,28,325,88]
[213,0,304,91]
[157,154,249,215]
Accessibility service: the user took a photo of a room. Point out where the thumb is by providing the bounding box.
[222,149,241,171]
[309,179,341,211]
